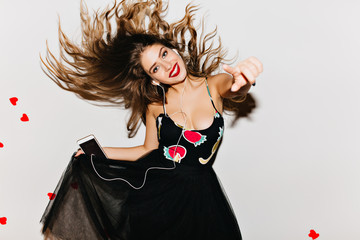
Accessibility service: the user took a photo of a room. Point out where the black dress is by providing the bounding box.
[41,79,242,240]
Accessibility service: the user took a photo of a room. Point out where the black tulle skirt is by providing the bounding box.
[41,150,242,240]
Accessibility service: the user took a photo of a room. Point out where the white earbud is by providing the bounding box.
[152,80,160,86]
[172,49,180,56]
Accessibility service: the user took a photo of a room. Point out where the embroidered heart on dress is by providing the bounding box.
[164,145,187,163]
[183,130,206,147]
[308,229,320,239]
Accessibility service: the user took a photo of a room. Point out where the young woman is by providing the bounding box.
[41,0,263,239]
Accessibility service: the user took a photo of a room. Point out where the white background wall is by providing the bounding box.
[0,0,359,239]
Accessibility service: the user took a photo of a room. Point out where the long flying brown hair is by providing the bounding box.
[41,0,241,137]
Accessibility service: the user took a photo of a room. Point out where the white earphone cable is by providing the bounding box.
[90,79,187,190]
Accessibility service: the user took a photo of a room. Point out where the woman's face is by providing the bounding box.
[140,44,187,85]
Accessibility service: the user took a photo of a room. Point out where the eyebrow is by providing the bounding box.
[148,47,165,73]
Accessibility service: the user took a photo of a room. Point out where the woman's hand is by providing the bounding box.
[223,56,263,92]
[75,148,84,157]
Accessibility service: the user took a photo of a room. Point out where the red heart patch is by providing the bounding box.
[20,113,29,122]
[164,145,187,163]
[184,131,202,143]
[168,146,186,159]
[47,193,56,200]
[308,229,319,239]
[0,217,7,225]
[0,142,3,148]
[183,131,206,146]
[9,97,18,106]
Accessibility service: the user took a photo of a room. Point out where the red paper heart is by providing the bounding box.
[20,113,29,122]
[0,217,7,225]
[47,193,56,200]
[9,97,18,106]
[308,229,320,239]
[0,142,3,148]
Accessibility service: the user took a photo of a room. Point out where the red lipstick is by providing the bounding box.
[169,63,180,78]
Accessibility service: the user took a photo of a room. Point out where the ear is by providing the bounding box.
[151,80,160,86]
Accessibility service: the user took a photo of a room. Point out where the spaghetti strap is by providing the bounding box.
[204,77,219,113]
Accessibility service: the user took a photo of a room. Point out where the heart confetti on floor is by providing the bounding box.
[20,113,29,122]
[47,193,56,200]
[308,229,320,239]
[9,97,18,106]
[0,217,7,225]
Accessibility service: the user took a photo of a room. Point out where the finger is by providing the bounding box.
[223,64,240,77]
[247,56,263,73]
[75,150,84,157]
[222,64,233,74]
[231,74,247,92]
[240,66,256,85]
[243,61,259,78]
[234,63,255,82]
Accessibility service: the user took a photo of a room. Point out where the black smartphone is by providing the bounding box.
[77,134,108,159]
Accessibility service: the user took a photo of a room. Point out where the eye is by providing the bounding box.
[152,50,167,73]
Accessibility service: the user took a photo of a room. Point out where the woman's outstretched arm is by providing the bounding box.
[75,104,160,161]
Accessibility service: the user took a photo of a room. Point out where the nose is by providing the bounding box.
[162,60,172,71]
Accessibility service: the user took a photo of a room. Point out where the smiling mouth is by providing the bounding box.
[169,63,180,78]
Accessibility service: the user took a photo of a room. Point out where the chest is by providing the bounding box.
[164,93,220,131]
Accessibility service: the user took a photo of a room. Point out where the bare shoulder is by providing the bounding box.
[206,73,232,97]
[208,73,232,82]
[207,73,232,87]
